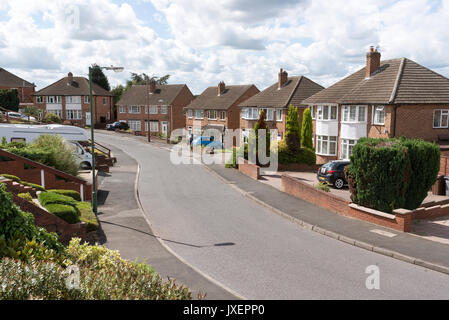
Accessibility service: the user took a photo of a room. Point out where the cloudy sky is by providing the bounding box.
[0,0,448,94]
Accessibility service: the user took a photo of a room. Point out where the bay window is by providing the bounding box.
[66,109,82,120]
[129,106,141,114]
[195,110,204,119]
[128,120,141,131]
[316,135,337,156]
[207,110,217,120]
[373,106,385,125]
[317,105,337,121]
[66,96,81,104]
[342,105,367,123]
[433,110,449,128]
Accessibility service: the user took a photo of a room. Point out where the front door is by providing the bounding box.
[161,121,168,136]
[85,112,91,126]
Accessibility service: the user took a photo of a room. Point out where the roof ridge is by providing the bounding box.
[389,57,406,104]
[285,76,303,107]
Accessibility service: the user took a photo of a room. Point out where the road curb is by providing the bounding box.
[203,165,449,276]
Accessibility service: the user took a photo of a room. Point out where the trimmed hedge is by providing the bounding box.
[1,174,21,182]
[45,204,80,224]
[76,202,98,232]
[22,182,46,192]
[347,138,440,213]
[274,140,316,165]
[48,189,81,201]
[18,193,33,202]
[38,192,78,207]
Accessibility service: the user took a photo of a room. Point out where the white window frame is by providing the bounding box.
[66,109,82,120]
[195,110,204,119]
[36,96,44,104]
[311,106,317,119]
[119,106,126,114]
[150,121,159,132]
[47,96,61,104]
[66,96,81,104]
[47,110,62,118]
[161,106,168,114]
[207,110,217,120]
[316,135,337,156]
[188,109,193,119]
[103,98,107,105]
[341,139,357,160]
[373,105,386,125]
[129,106,141,114]
[247,108,259,120]
[149,106,158,114]
[342,105,367,123]
[317,105,338,121]
[264,108,274,121]
[219,111,226,121]
[276,109,283,122]
[128,120,141,132]
[433,109,449,129]
[242,108,249,119]
[84,96,90,104]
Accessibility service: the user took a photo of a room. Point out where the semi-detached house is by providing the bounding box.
[0,67,36,108]
[33,72,113,127]
[239,69,324,143]
[117,81,194,137]
[303,47,449,164]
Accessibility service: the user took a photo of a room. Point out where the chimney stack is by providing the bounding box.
[67,72,73,84]
[366,46,381,78]
[149,80,156,94]
[278,68,288,89]
[218,81,225,96]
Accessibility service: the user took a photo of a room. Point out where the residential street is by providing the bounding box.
[95,131,449,299]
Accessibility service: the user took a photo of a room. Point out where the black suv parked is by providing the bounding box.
[317,160,350,189]
[106,121,129,131]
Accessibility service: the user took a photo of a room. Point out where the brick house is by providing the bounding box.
[303,47,449,164]
[0,67,36,108]
[33,72,113,127]
[117,81,194,137]
[185,82,259,141]
[239,69,324,144]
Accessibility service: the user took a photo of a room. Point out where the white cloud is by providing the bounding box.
[1,0,449,95]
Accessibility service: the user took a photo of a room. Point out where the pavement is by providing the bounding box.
[207,164,449,274]
[95,143,238,300]
[93,130,449,299]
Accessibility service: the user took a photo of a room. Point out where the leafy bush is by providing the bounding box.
[285,105,301,153]
[22,182,46,192]
[76,202,98,232]
[273,140,316,165]
[18,192,33,202]
[45,204,80,224]
[0,184,64,261]
[38,192,78,207]
[315,182,330,192]
[301,108,314,149]
[1,173,21,182]
[48,189,81,201]
[347,137,440,213]
[42,112,62,124]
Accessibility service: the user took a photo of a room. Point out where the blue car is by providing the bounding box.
[191,136,223,149]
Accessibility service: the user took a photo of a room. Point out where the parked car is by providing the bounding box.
[191,136,223,149]
[106,121,129,131]
[317,160,351,189]
[21,114,36,122]
[7,112,23,119]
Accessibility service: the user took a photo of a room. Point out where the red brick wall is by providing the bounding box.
[0,86,35,105]
[238,158,260,180]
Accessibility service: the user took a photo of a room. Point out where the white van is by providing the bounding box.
[0,124,93,169]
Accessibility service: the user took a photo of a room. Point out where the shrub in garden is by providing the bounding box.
[1,173,21,182]
[48,189,81,201]
[76,202,98,232]
[38,192,78,207]
[42,112,62,124]
[272,140,316,165]
[22,182,46,192]
[347,137,440,213]
[18,192,33,202]
[0,184,64,261]
[45,204,80,224]
[301,108,314,150]
[285,105,301,153]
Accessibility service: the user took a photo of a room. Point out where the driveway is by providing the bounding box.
[94,131,449,299]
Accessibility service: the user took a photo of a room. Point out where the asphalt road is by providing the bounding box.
[95,131,449,299]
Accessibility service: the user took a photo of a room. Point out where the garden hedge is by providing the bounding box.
[45,204,80,224]
[347,137,440,213]
[38,192,78,207]
[48,189,81,201]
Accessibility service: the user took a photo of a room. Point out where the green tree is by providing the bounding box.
[90,64,111,91]
[111,85,125,119]
[125,73,170,90]
[0,89,20,111]
[23,106,39,122]
[301,108,313,149]
[285,105,301,153]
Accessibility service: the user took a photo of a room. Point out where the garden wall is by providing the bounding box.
[238,158,260,180]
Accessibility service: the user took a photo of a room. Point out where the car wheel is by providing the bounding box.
[334,178,345,189]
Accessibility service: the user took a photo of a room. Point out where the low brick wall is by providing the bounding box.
[12,194,87,244]
[238,158,260,180]
[282,174,351,215]
[281,173,449,232]
[349,204,412,232]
